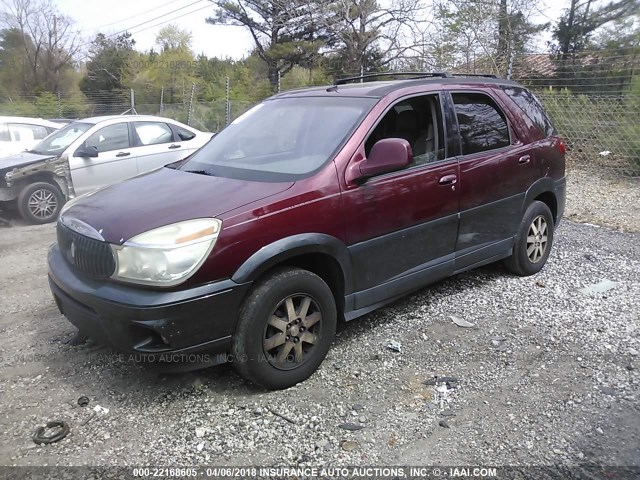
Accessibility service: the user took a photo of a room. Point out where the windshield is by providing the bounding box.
[179,96,376,181]
[29,122,92,155]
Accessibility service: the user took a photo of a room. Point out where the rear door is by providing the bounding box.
[69,122,137,195]
[447,89,537,270]
[131,121,190,173]
[343,93,459,308]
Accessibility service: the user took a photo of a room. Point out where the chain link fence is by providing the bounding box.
[0,62,638,177]
[535,91,640,177]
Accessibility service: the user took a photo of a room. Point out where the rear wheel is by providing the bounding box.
[17,182,64,224]
[503,200,554,276]
[232,267,337,390]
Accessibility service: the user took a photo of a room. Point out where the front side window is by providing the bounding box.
[29,122,92,155]
[180,96,376,181]
[134,122,174,146]
[85,123,130,153]
[452,93,510,155]
[365,94,447,166]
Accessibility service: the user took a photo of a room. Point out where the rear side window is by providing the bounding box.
[452,93,510,155]
[174,125,196,141]
[502,86,555,137]
[133,122,174,146]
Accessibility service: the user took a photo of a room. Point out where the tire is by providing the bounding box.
[232,267,337,390]
[17,182,65,224]
[503,200,554,276]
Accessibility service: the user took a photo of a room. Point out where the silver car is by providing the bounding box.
[0,115,213,224]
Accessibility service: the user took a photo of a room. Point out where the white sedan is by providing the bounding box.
[0,116,61,156]
[0,115,213,224]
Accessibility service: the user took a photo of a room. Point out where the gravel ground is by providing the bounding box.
[0,173,638,468]
[565,168,640,233]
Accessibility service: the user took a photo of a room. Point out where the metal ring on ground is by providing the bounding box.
[32,420,70,445]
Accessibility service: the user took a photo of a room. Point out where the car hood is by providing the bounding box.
[0,151,56,176]
[63,167,294,244]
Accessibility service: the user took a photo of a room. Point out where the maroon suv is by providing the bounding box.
[47,73,566,389]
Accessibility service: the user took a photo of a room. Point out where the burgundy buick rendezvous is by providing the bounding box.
[48,73,566,389]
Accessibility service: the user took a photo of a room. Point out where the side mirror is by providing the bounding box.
[357,138,412,179]
[74,144,98,158]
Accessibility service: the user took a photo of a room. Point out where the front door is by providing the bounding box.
[69,122,137,195]
[342,93,460,309]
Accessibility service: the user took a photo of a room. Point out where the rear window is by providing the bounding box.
[502,86,556,137]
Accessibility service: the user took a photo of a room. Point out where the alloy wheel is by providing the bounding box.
[28,189,58,220]
[263,294,322,370]
[526,215,548,264]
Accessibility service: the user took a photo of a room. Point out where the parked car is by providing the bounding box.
[48,73,566,389]
[0,115,213,224]
[48,118,77,126]
[0,116,61,157]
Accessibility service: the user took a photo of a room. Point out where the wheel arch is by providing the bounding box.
[523,178,558,224]
[231,234,353,319]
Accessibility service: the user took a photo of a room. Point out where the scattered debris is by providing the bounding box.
[491,336,507,347]
[80,412,97,426]
[77,396,89,407]
[438,420,451,429]
[196,442,205,452]
[93,405,109,415]
[535,280,546,288]
[32,420,70,445]
[583,253,598,263]
[440,409,456,417]
[423,376,460,389]
[338,423,364,431]
[316,439,329,450]
[386,340,402,352]
[599,151,611,157]
[579,279,618,295]
[351,404,365,412]
[195,427,206,438]
[600,386,617,396]
[450,315,475,328]
[340,440,359,451]
[628,348,639,357]
[266,406,296,425]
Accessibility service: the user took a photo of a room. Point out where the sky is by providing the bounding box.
[54,0,568,61]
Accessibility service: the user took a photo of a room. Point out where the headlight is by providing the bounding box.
[112,218,221,286]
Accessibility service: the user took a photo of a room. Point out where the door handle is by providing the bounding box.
[438,174,457,185]
[168,144,181,149]
[116,152,130,157]
[518,155,531,164]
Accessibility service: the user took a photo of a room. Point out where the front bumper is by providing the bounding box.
[48,244,252,359]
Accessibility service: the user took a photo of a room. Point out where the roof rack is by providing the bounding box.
[449,73,499,79]
[334,72,450,85]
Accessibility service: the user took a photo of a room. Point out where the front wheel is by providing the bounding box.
[17,182,65,224]
[232,267,337,390]
[503,200,555,276]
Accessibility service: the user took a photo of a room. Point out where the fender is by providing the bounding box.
[231,233,354,294]
[522,177,556,214]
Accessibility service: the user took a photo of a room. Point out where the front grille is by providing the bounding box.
[57,222,116,279]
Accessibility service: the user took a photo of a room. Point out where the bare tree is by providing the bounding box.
[318,0,426,75]
[0,0,82,92]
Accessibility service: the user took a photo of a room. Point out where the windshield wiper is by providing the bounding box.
[184,169,215,176]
